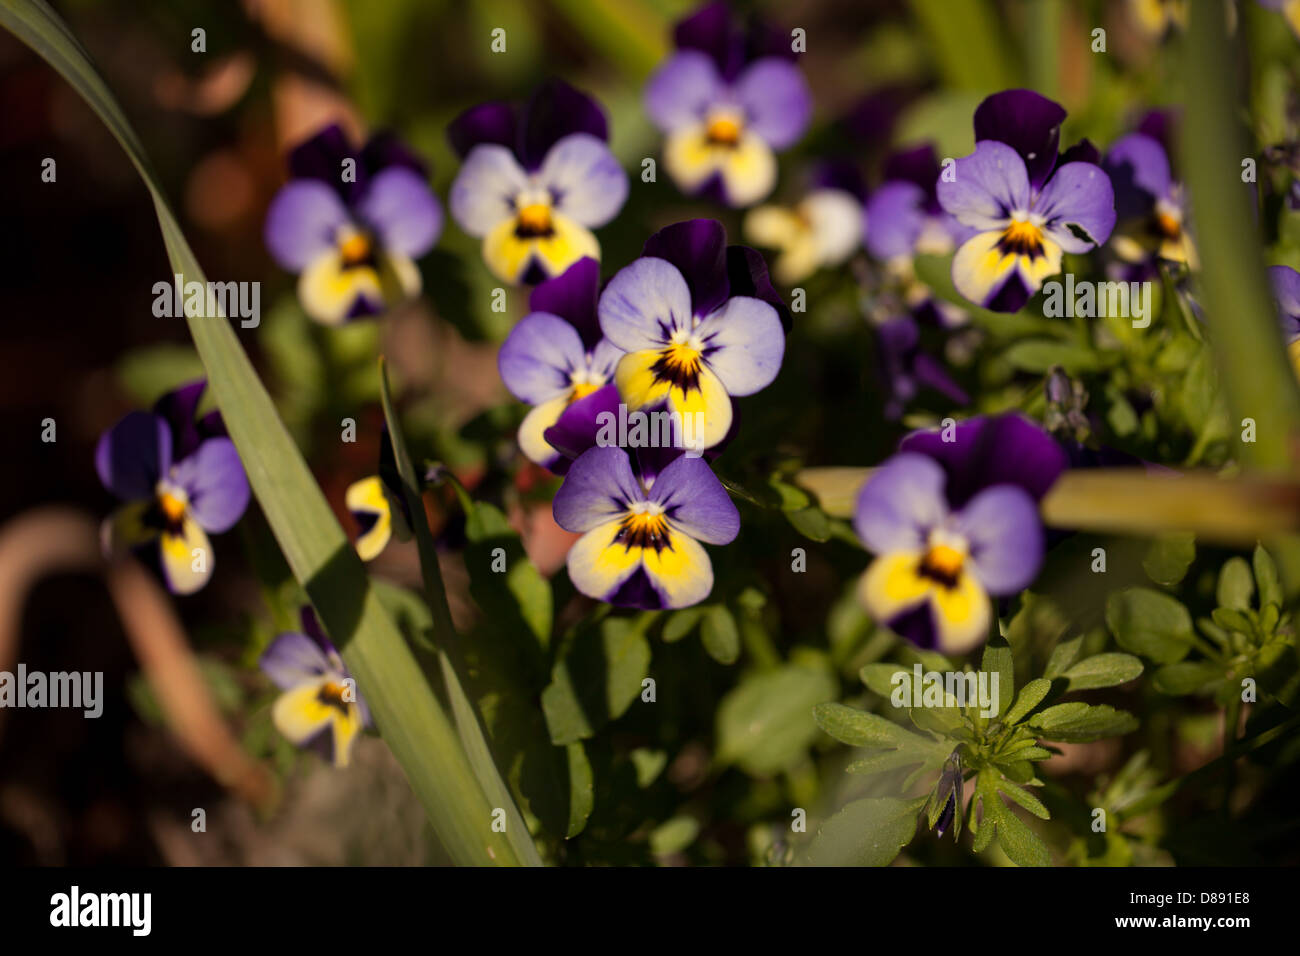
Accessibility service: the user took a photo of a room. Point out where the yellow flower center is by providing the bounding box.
[515,203,554,238]
[158,490,187,525]
[339,232,373,266]
[706,114,743,146]
[316,680,351,714]
[1155,209,1182,240]
[570,381,602,403]
[651,341,704,390]
[614,510,671,552]
[919,543,965,587]
[998,219,1045,258]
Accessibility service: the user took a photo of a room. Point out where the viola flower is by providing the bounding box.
[97,381,250,594]
[866,144,974,263]
[1271,265,1300,377]
[936,90,1116,313]
[644,1,811,207]
[854,452,1043,654]
[345,428,411,561]
[742,164,864,285]
[265,124,442,325]
[260,608,371,768]
[1102,130,1196,271]
[553,446,739,609]
[599,219,789,452]
[498,258,627,471]
[448,80,628,285]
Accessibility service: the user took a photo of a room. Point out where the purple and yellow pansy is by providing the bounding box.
[743,163,864,284]
[260,608,371,768]
[1271,265,1300,377]
[448,80,628,285]
[265,125,442,325]
[598,219,789,453]
[97,380,250,595]
[645,1,811,207]
[1102,118,1196,272]
[345,429,411,562]
[553,445,739,609]
[937,90,1116,313]
[499,258,626,471]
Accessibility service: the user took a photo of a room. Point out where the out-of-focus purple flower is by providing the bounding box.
[644,1,811,207]
[499,258,626,471]
[1271,265,1300,376]
[553,445,739,609]
[743,162,864,283]
[599,219,788,453]
[875,315,970,420]
[937,90,1116,313]
[260,608,371,768]
[448,80,628,285]
[1102,131,1195,271]
[854,452,1044,654]
[867,145,975,261]
[97,380,250,594]
[265,125,442,325]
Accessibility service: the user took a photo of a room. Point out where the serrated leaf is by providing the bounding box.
[812,702,915,748]
[980,637,1015,717]
[1003,677,1052,724]
[804,796,925,866]
[1062,653,1144,690]
[1029,702,1139,741]
[1106,588,1194,663]
[700,604,741,664]
[1217,556,1255,610]
[989,797,1052,866]
[1044,635,1084,678]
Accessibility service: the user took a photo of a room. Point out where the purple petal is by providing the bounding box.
[170,437,250,533]
[973,89,1067,193]
[260,630,332,690]
[356,166,442,258]
[264,179,350,271]
[287,124,355,191]
[447,101,519,159]
[1036,161,1116,252]
[936,140,1029,231]
[544,384,623,469]
[530,257,602,348]
[898,413,1068,509]
[642,219,731,319]
[853,452,950,555]
[648,454,739,545]
[1271,265,1300,341]
[598,255,693,352]
[358,131,428,180]
[1103,133,1171,220]
[865,181,928,259]
[553,445,643,533]
[449,144,528,237]
[911,352,970,407]
[882,144,943,198]
[725,245,792,330]
[673,0,744,78]
[1057,137,1100,167]
[695,295,785,396]
[539,133,628,228]
[153,380,207,461]
[498,311,588,404]
[96,411,171,502]
[952,485,1043,595]
[518,79,610,171]
[810,159,867,202]
[733,57,811,150]
[645,50,723,132]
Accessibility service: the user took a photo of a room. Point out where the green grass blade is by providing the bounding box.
[1,0,518,866]
[377,359,544,866]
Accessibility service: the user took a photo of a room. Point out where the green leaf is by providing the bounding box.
[650,816,700,856]
[980,637,1015,717]
[1217,557,1255,610]
[1044,635,1084,678]
[804,796,925,866]
[1003,678,1051,725]
[786,506,832,542]
[1062,653,1144,691]
[716,665,837,775]
[1143,532,1196,587]
[1254,544,1282,609]
[0,0,520,865]
[661,607,703,643]
[861,661,909,699]
[1028,702,1139,742]
[973,771,1051,867]
[1105,588,1194,663]
[1152,661,1224,696]
[457,496,552,650]
[541,616,651,745]
[700,604,741,665]
[813,702,915,748]
[1003,340,1102,374]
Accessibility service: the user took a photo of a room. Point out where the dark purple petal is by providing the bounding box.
[973,89,1067,193]
[853,452,950,555]
[648,455,740,544]
[358,130,428,179]
[883,144,943,201]
[170,437,250,534]
[984,272,1034,313]
[952,485,1043,595]
[96,411,171,502]
[1137,108,1178,159]
[673,0,744,78]
[1057,137,1100,167]
[899,413,1068,509]
[643,219,731,318]
[518,79,609,171]
[529,257,602,348]
[1103,133,1171,220]
[544,384,623,470]
[1271,265,1300,342]
[447,101,519,159]
[153,380,207,461]
[912,352,970,407]
[725,244,791,330]
[883,603,940,651]
[553,445,643,533]
[287,124,355,190]
[810,159,867,203]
